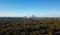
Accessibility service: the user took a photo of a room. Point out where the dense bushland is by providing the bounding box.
[0,17,60,35]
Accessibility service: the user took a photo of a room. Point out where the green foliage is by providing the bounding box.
[0,18,60,35]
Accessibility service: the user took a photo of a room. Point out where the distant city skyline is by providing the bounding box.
[0,0,60,17]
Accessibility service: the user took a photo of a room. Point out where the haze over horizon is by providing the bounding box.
[0,0,60,17]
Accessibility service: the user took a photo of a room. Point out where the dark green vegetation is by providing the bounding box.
[0,17,60,35]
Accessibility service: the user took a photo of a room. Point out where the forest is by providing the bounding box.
[0,17,60,35]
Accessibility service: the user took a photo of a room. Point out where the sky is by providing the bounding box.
[0,0,60,17]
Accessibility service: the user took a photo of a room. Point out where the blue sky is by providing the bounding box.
[0,0,60,17]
